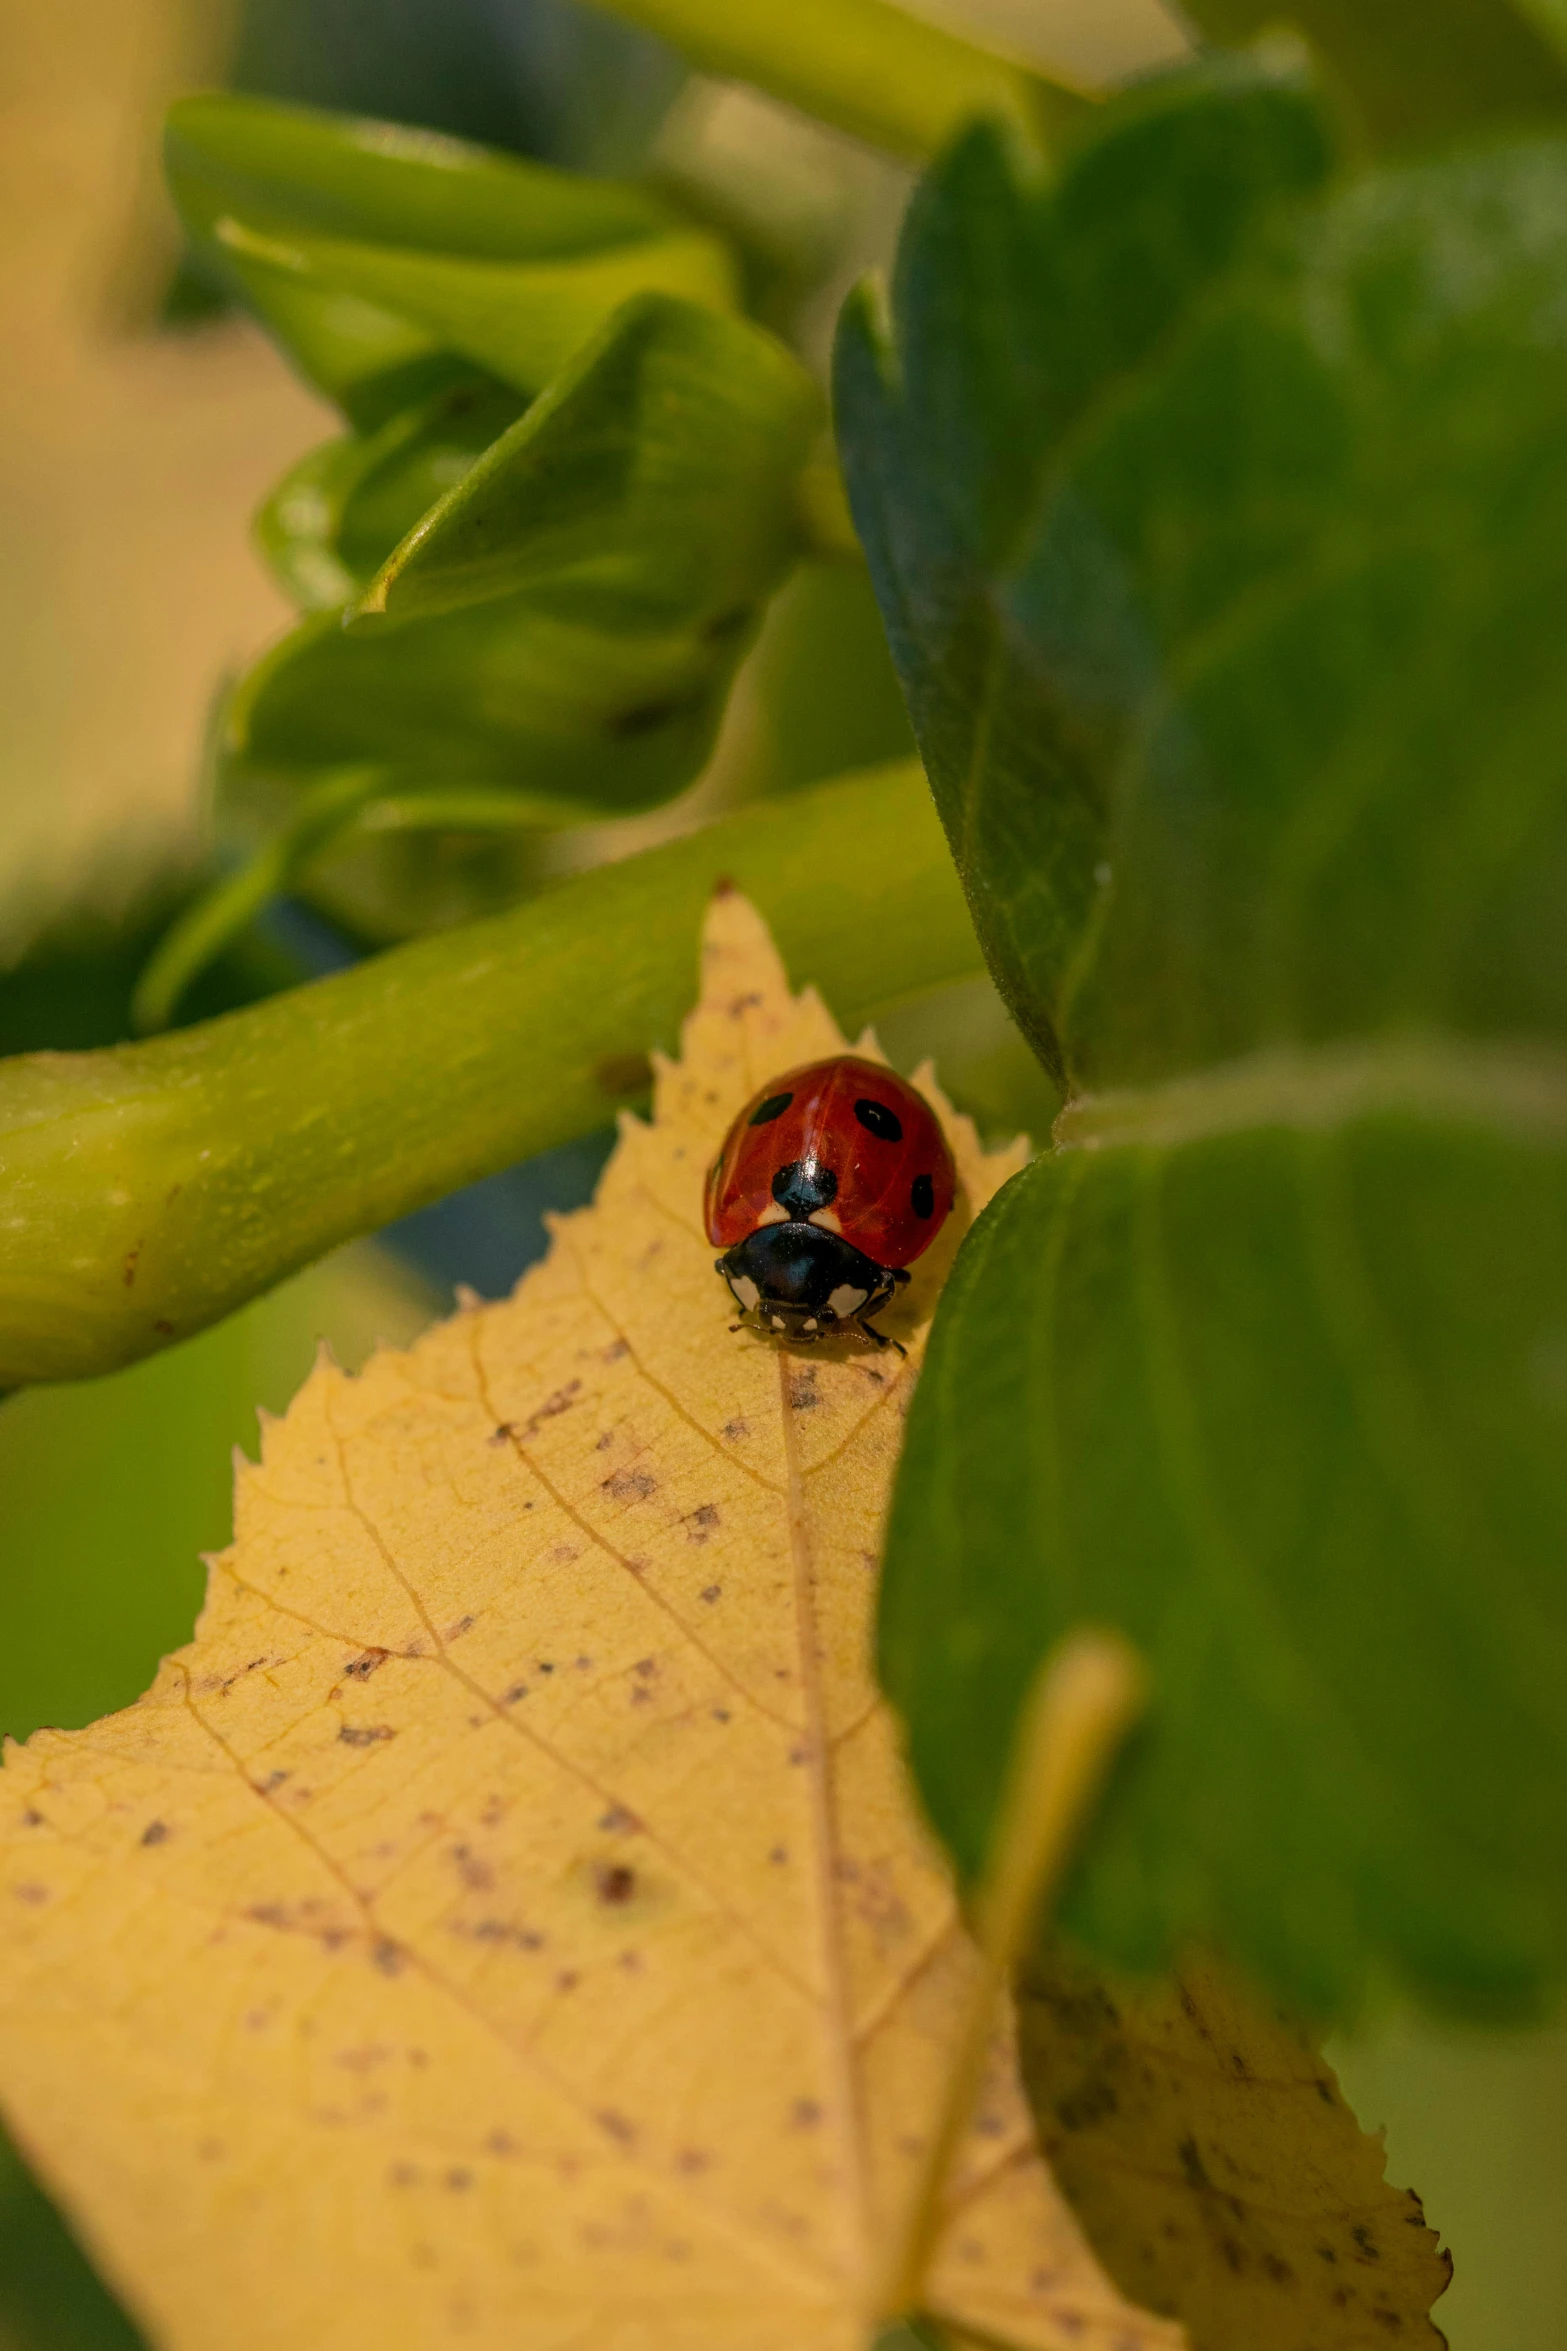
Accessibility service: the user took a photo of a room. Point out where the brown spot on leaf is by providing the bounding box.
[521,1381,581,1436]
[596,1865,636,1905]
[602,1468,656,1503]
[140,1820,169,1848]
[338,1725,396,1748]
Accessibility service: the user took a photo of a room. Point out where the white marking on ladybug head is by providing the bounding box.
[756,1200,788,1226]
[729,1274,760,1312]
[803,1317,818,1332]
[827,1285,869,1320]
[807,1206,843,1235]
[770,1314,787,1330]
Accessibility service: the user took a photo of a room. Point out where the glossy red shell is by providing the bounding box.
[704,1055,956,1271]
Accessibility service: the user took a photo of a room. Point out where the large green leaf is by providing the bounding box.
[843,71,1567,2014]
[885,1072,1567,2014]
[166,92,734,421]
[834,57,1335,1080]
[226,293,817,812]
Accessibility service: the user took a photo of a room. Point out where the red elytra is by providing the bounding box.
[704,1055,956,1346]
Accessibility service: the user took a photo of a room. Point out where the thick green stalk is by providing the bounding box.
[588,0,1093,160]
[0,763,981,1388]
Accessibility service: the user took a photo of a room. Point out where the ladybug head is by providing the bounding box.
[715,1220,907,1344]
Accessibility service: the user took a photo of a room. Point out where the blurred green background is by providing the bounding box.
[1,1,1563,2345]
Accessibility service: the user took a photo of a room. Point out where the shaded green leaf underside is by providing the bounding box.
[884,1041,1567,2012]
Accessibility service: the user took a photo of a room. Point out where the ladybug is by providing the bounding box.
[704,1055,956,1347]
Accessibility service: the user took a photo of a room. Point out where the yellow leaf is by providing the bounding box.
[1017,1942,1451,2350]
[0,891,1176,2351]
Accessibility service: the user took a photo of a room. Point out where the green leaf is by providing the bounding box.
[0,759,983,1388]
[834,57,1336,1081]
[360,291,816,623]
[166,92,735,420]
[255,376,528,608]
[853,75,1567,2014]
[1185,0,1567,151]
[166,91,678,258]
[224,294,818,814]
[885,1064,1567,2014]
[213,212,736,404]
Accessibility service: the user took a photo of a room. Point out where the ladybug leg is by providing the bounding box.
[855,1267,908,1356]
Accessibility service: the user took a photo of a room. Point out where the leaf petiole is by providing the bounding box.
[875,1631,1148,2330]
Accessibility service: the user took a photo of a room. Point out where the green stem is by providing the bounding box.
[589,0,1094,161]
[0,761,981,1389]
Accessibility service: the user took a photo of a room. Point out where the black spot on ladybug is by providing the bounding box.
[855,1097,903,1142]
[773,1159,836,1215]
[596,1864,636,1905]
[749,1091,793,1125]
[911,1172,936,1218]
